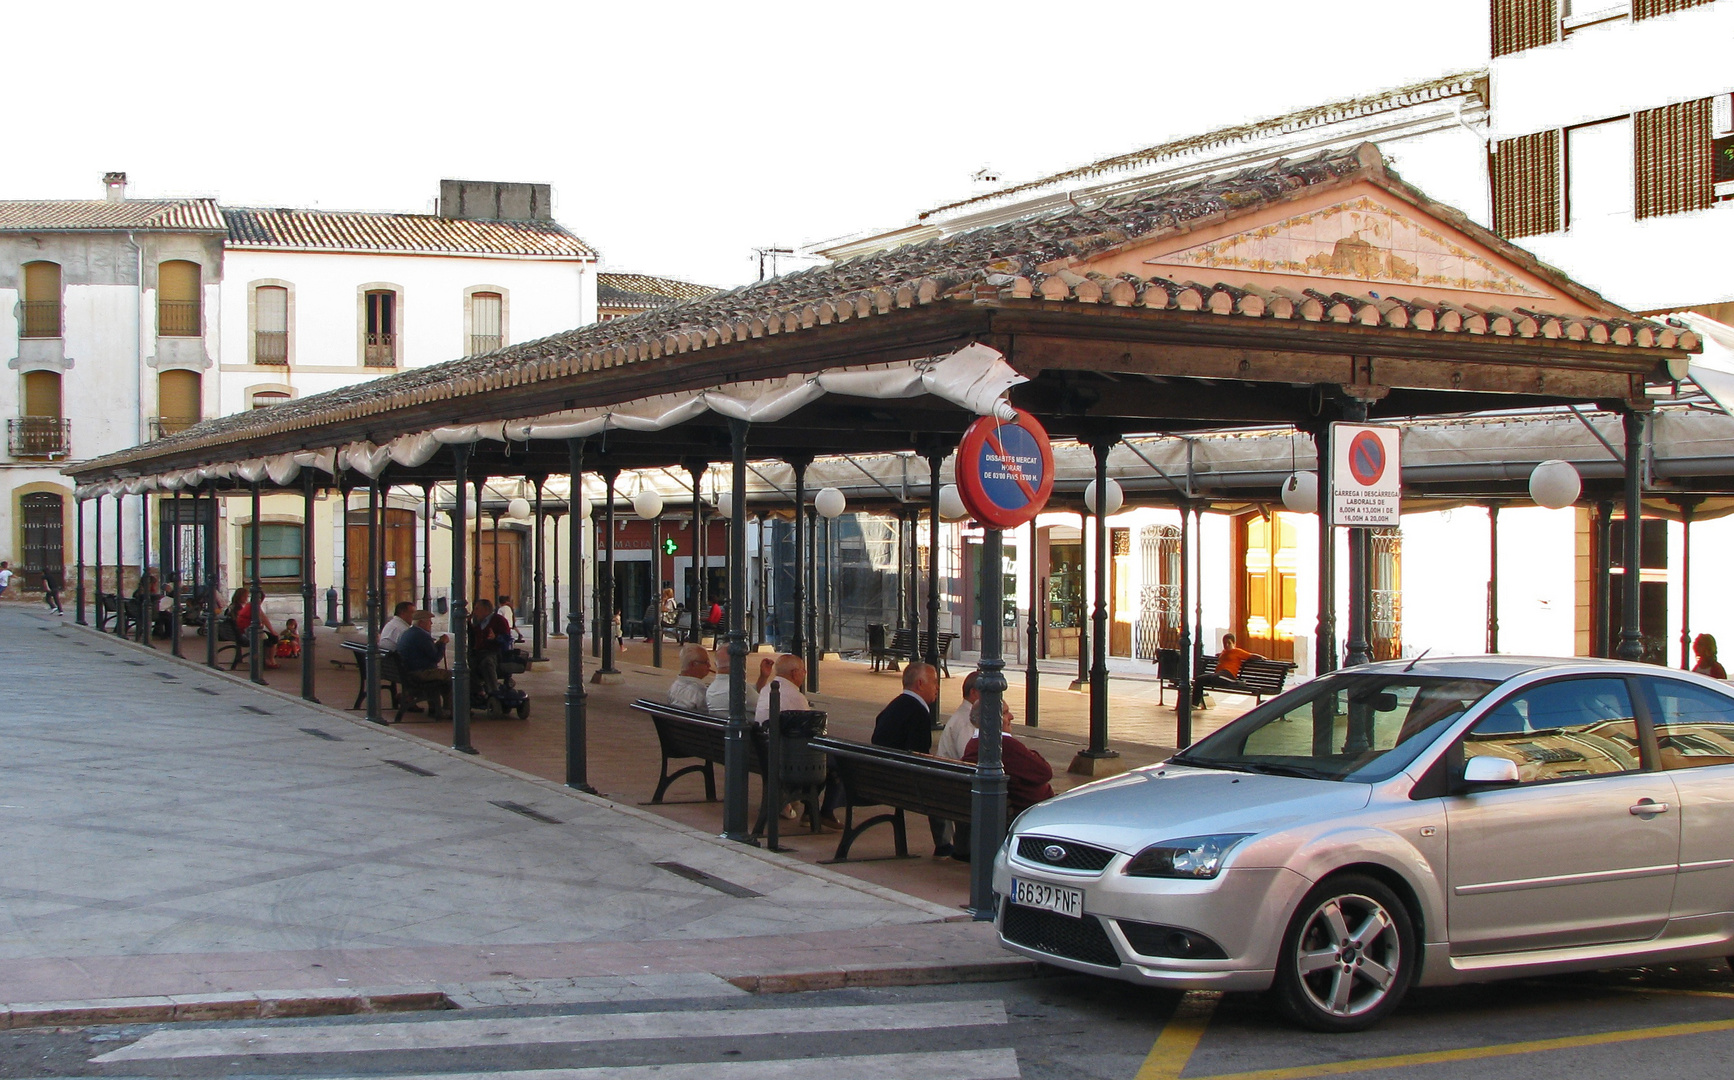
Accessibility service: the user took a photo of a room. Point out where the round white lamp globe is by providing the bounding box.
[1529,459,1581,510]
[715,491,734,519]
[814,487,847,519]
[632,489,664,519]
[464,493,480,519]
[938,484,968,521]
[1083,478,1124,516]
[1280,472,1319,514]
[507,496,532,521]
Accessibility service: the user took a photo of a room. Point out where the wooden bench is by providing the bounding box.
[628,700,829,833]
[216,615,251,669]
[808,737,974,862]
[884,627,957,677]
[1192,653,1296,704]
[340,639,404,714]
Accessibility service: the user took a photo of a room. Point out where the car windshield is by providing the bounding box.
[1171,672,1500,783]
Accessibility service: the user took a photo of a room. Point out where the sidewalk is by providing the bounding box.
[1,606,1026,1017]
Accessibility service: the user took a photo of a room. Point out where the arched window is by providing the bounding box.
[22,370,61,417]
[21,261,61,338]
[255,285,289,364]
[251,390,290,409]
[365,289,396,366]
[158,260,202,337]
[469,291,503,354]
[155,370,201,437]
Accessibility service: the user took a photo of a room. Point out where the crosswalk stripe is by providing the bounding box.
[92,1000,1008,1062]
[311,1048,1021,1080]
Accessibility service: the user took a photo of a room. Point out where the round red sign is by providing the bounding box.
[956,409,1055,529]
[1347,430,1387,487]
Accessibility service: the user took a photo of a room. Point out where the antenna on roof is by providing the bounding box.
[753,246,795,281]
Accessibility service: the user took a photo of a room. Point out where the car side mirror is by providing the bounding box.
[1462,756,1520,785]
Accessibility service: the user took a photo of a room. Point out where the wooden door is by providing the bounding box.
[1236,512,1299,661]
[477,527,524,612]
[347,508,418,615]
[20,492,63,590]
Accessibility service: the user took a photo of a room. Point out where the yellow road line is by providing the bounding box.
[1189,1016,1734,1080]
[1135,990,1221,1079]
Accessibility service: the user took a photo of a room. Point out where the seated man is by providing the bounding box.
[955,705,1054,862]
[753,653,808,724]
[707,646,769,717]
[936,670,981,761]
[1193,631,1264,707]
[397,610,452,718]
[669,643,713,712]
[378,600,416,653]
[469,598,511,694]
[872,662,938,754]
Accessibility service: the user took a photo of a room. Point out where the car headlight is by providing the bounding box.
[1123,834,1252,879]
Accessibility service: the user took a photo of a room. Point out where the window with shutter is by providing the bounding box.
[1635,98,1712,219]
[255,286,288,365]
[1493,130,1563,238]
[1493,0,1560,56]
[1634,0,1712,19]
[157,261,201,337]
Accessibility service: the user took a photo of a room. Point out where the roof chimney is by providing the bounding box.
[438,179,553,222]
[103,172,127,202]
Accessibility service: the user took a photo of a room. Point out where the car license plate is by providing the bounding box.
[1011,878,1083,918]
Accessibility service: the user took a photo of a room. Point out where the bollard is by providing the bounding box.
[325,585,339,627]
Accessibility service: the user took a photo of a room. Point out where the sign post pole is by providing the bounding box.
[1329,416,1400,669]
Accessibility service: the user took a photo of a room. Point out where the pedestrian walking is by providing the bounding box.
[0,561,12,598]
[42,566,64,614]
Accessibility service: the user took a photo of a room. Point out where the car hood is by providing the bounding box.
[1012,765,1373,856]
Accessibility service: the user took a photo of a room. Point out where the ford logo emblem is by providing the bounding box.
[1043,844,1067,862]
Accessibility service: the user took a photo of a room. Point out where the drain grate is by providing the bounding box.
[123,660,145,666]
[154,672,178,681]
[241,705,271,715]
[384,759,436,776]
[490,800,562,824]
[194,686,220,696]
[300,728,341,741]
[654,861,763,898]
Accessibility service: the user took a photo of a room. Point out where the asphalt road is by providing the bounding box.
[8,962,1734,1079]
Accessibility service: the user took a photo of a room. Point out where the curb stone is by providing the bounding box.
[2,989,451,1031]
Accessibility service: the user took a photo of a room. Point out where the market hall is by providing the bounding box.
[62,144,1699,907]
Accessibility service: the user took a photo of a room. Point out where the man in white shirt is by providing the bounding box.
[377,601,416,653]
[668,643,713,712]
[752,653,808,725]
[936,670,982,761]
[707,646,771,717]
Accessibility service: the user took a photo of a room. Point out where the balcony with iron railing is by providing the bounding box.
[255,330,288,365]
[8,416,70,459]
[468,333,502,356]
[157,300,201,337]
[364,331,397,367]
[20,301,61,338]
[149,415,201,439]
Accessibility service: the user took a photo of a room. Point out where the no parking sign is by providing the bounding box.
[956,409,1055,529]
[1330,422,1401,526]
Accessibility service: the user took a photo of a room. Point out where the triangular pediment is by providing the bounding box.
[1082,188,1588,306]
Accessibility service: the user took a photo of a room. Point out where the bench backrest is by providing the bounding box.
[630,699,734,768]
[810,736,974,821]
[887,627,956,657]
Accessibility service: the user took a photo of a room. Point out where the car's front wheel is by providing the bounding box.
[1273,873,1415,1032]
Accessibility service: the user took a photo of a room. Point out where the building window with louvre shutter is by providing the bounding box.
[1633,97,1716,217]
[252,283,291,366]
[1493,130,1563,237]
[1493,0,1561,56]
[464,287,507,355]
[1633,0,1713,21]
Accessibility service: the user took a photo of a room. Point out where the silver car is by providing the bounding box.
[994,656,1734,1030]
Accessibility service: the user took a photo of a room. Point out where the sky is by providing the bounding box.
[10,1,1489,289]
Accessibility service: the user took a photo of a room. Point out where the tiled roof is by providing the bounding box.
[915,70,1488,222]
[598,272,718,310]
[222,207,596,258]
[0,198,226,233]
[69,144,1694,478]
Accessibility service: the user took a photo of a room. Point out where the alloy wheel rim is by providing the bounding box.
[1294,892,1401,1017]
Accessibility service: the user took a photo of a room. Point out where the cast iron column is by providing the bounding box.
[651,511,664,668]
[139,491,152,646]
[532,476,547,663]
[169,488,182,657]
[1313,420,1337,676]
[1085,436,1118,761]
[92,495,103,629]
[471,477,484,620]
[113,492,124,637]
[551,509,563,637]
[1595,501,1614,658]
[338,480,354,625]
[1680,499,1697,669]
[969,523,1009,916]
[806,505,819,693]
[1486,504,1500,654]
[450,446,475,754]
[565,439,595,791]
[1025,516,1040,728]
[925,448,943,692]
[690,461,706,630]
[75,495,87,624]
[790,458,808,660]
[724,419,754,842]
[907,510,920,665]
[1176,501,1193,748]
[1615,410,1647,662]
[204,487,218,668]
[596,470,620,676]
[249,481,265,684]
[365,476,384,724]
[302,473,318,702]
[422,483,434,612]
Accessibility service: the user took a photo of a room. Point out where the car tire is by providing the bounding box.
[1273,873,1416,1033]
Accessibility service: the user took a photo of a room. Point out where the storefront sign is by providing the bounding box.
[1330,422,1401,526]
[956,408,1054,529]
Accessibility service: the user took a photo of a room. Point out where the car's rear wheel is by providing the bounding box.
[1273,873,1415,1032]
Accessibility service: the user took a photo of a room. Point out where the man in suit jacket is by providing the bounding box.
[872,662,938,753]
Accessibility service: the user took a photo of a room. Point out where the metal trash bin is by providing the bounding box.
[774,709,828,787]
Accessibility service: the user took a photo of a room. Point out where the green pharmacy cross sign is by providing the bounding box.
[662,537,679,556]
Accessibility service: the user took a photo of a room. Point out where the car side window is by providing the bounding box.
[1645,678,1734,770]
[1461,678,1639,784]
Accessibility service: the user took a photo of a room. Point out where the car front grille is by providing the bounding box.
[1001,900,1121,967]
[1017,835,1116,872]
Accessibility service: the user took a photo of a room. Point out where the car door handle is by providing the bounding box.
[1629,800,1671,815]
